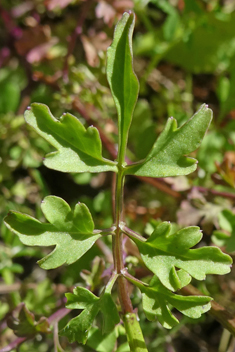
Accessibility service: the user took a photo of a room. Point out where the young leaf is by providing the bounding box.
[60,285,120,344]
[107,12,139,162]
[24,103,118,173]
[125,104,212,177]
[127,222,232,291]
[142,276,211,329]
[4,196,101,269]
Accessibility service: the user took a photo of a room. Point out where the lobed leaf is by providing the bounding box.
[4,196,101,270]
[60,286,120,344]
[61,301,100,344]
[107,11,139,161]
[65,286,99,310]
[142,276,211,329]
[125,104,212,177]
[128,222,232,291]
[24,103,118,173]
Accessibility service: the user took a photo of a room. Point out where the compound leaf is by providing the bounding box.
[107,11,139,161]
[125,104,212,177]
[4,196,101,270]
[142,276,211,329]
[24,103,117,173]
[61,300,100,344]
[60,285,119,344]
[128,222,232,291]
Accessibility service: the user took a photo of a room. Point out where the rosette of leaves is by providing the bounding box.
[4,11,232,351]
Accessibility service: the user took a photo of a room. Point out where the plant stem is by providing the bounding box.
[123,313,148,352]
[113,168,133,312]
[121,225,146,242]
[112,165,148,351]
[113,168,124,272]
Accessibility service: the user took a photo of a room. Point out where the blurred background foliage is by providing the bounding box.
[1,0,235,351]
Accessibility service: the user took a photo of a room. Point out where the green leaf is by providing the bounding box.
[65,286,99,309]
[107,12,139,162]
[60,287,100,344]
[99,291,120,334]
[60,285,120,344]
[87,328,116,352]
[124,274,211,329]
[24,103,117,173]
[4,196,101,270]
[125,104,212,177]
[61,301,100,344]
[142,276,211,329]
[128,222,232,291]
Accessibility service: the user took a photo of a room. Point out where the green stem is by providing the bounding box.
[121,225,146,242]
[112,163,148,351]
[123,313,148,352]
[113,168,125,273]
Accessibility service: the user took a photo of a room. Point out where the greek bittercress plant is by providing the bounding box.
[4,12,232,352]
